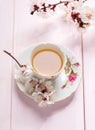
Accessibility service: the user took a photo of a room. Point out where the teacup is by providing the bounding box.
[30,43,67,79]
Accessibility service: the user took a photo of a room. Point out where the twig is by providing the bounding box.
[31,1,69,15]
[83,0,87,3]
[3,50,23,68]
[30,0,87,15]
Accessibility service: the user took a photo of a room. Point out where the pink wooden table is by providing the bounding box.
[0,0,95,130]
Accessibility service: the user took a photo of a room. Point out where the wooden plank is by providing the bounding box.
[0,0,14,130]
[83,26,95,130]
[12,0,84,130]
[81,0,95,130]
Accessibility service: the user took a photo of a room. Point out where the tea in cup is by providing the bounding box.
[30,43,66,79]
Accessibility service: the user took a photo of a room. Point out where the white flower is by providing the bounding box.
[38,92,55,107]
[31,77,39,83]
[56,6,72,23]
[15,65,33,83]
[32,92,43,102]
[15,65,56,107]
[35,84,42,92]
[68,0,83,10]
[24,80,34,94]
[79,6,95,23]
[39,100,54,107]
[15,68,26,83]
[39,101,47,107]
[39,78,45,83]
[45,80,52,87]
[31,89,55,107]
[56,0,82,23]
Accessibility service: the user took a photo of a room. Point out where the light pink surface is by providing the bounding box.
[0,0,94,130]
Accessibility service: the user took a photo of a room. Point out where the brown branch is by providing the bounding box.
[3,50,23,68]
[30,0,87,15]
[31,1,69,15]
[83,0,87,3]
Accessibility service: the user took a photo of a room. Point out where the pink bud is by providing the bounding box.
[74,63,80,67]
[33,4,39,10]
[50,5,56,11]
[61,85,66,89]
[68,73,77,82]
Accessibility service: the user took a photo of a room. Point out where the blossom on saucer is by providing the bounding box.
[39,99,54,107]
[25,79,38,94]
[15,64,56,107]
[32,92,43,102]
[39,91,55,107]
[45,80,52,86]
[32,90,55,107]
[15,65,33,83]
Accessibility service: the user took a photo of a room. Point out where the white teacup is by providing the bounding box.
[30,43,67,79]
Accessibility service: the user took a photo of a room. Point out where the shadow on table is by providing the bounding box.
[19,19,81,49]
[14,81,75,120]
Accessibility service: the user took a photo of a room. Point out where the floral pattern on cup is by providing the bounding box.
[61,57,80,89]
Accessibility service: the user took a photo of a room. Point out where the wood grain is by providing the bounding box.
[0,0,14,130]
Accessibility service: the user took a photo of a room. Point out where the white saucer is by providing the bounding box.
[15,44,81,105]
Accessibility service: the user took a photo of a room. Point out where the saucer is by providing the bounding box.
[15,44,81,106]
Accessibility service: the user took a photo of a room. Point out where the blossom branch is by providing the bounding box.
[71,12,89,28]
[3,50,23,68]
[30,0,88,15]
[31,1,69,15]
[30,0,95,28]
[83,0,87,2]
